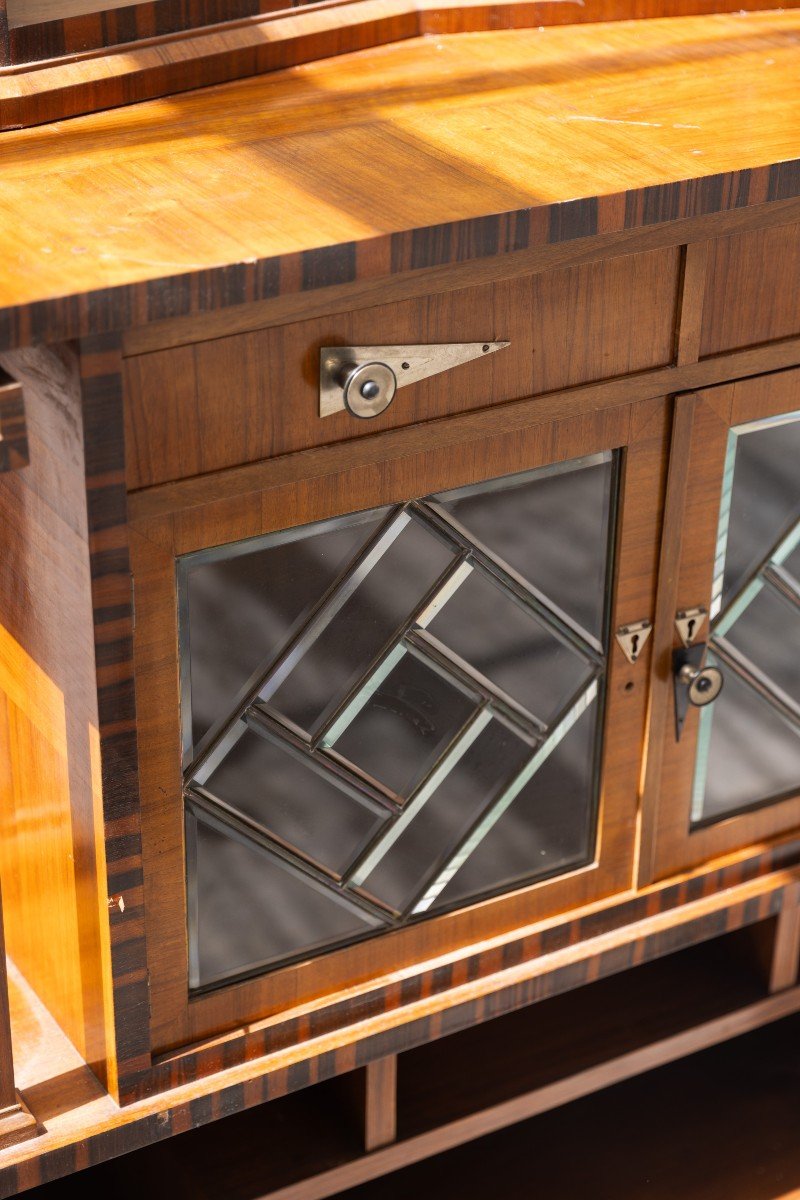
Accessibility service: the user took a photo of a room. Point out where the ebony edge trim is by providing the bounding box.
[1,162,798,354]
[79,333,153,1101]
[1,871,796,1197]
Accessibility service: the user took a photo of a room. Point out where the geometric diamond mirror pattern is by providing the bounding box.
[180,452,617,989]
[692,409,800,826]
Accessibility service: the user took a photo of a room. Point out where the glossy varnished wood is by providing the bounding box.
[650,367,800,880]
[124,246,679,487]
[700,221,800,356]
[121,200,800,358]
[319,1014,800,1200]
[133,396,659,1059]
[0,344,115,1087]
[2,869,799,1197]
[0,889,38,1151]
[0,7,797,1186]
[77,334,152,1104]
[0,340,151,1105]
[84,927,797,1199]
[770,882,800,992]
[126,336,800,532]
[675,241,709,366]
[0,13,799,351]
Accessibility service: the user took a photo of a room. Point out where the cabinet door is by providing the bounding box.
[132,394,667,1055]
[644,368,800,881]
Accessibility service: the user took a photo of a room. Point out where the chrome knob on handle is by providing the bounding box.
[673,642,724,740]
[677,661,724,707]
[338,361,397,419]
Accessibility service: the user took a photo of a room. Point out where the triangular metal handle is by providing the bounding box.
[320,342,510,418]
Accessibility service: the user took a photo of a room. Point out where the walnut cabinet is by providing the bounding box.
[4,217,800,1109]
[0,10,799,1191]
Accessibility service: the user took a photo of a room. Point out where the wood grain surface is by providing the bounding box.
[701,221,800,356]
[651,367,800,881]
[120,199,800,358]
[77,334,152,1104]
[0,889,39,1151]
[0,12,799,350]
[132,396,651,1058]
[0,345,115,1088]
[1,868,799,1197]
[123,246,679,488]
[0,340,151,1104]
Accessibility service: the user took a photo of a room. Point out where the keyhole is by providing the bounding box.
[630,633,639,659]
[687,617,696,642]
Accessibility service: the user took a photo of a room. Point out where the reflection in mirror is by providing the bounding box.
[197,722,389,877]
[6,0,135,26]
[693,408,800,826]
[179,508,387,764]
[693,653,800,825]
[181,450,618,990]
[713,412,800,616]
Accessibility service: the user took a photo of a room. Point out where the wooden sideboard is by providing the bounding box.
[0,7,799,1196]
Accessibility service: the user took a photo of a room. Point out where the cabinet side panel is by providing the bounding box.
[0,344,112,1083]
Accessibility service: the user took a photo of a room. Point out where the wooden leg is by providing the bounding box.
[362,1057,398,1153]
[0,882,38,1149]
[338,1056,398,1153]
[770,883,800,994]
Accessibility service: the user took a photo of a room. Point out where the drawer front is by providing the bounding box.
[700,221,800,359]
[124,246,680,490]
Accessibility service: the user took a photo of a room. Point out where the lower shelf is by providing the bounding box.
[20,919,800,1200]
[336,1011,800,1200]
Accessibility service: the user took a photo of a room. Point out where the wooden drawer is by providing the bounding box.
[700,221,800,358]
[123,245,681,490]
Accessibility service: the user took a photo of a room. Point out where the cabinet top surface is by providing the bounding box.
[0,10,798,345]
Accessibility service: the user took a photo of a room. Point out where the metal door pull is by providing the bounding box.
[319,342,509,419]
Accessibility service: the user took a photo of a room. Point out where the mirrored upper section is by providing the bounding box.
[2,0,286,63]
[180,452,617,989]
[693,409,800,826]
[6,0,133,24]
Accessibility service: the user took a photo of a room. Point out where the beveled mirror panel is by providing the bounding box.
[692,409,800,826]
[179,452,616,991]
[647,369,800,884]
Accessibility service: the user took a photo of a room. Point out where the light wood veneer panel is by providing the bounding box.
[0,12,798,351]
[0,347,114,1085]
[700,222,800,356]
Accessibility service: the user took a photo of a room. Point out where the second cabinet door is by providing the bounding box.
[132,393,667,1053]
[646,367,800,880]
